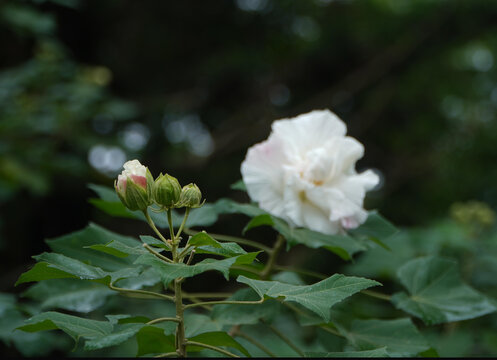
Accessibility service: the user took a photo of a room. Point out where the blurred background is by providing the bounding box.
[2,0,497,340]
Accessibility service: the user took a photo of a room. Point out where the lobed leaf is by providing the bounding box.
[135,325,176,356]
[342,318,430,357]
[18,311,113,341]
[391,256,496,325]
[237,274,380,322]
[22,279,114,313]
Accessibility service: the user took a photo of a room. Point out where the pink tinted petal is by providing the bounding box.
[131,175,147,189]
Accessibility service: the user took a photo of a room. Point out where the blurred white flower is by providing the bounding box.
[241,109,379,235]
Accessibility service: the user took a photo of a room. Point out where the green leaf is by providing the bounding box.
[242,212,366,260]
[17,252,141,286]
[391,256,496,325]
[188,331,251,357]
[15,262,77,285]
[84,323,144,351]
[135,325,175,356]
[88,198,136,219]
[135,252,258,286]
[237,274,380,322]
[211,288,281,325]
[188,231,222,248]
[46,223,141,271]
[243,214,274,234]
[305,347,389,357]
[86,240,148,258]
[195,242,248,258]
[349,211,398,249]
[22,279,114,313]
[230,179,247,191]
[18,311,113,341]
[139,235,169,250]
[343,318,430,356]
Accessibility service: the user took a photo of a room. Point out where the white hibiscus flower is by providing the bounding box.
[241,109,379,235]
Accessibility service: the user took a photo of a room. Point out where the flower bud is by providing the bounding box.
[154,173,181,209]
[177,183,203,208]
[115,159,154,211]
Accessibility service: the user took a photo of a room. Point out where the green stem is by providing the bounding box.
[261,234,285,280]
[153,352,178,358]
[273,265,326,280]
[267,323,305,357]
[361,289,391,301]
[143,243,173,263]
[176,207,190,240]
[177,245,192,260]
[319,325,344,338]
[108,283,174,302]
[174,278,186,357]
[185,249,195,265]
[147,317,180,325]
[185,341,239,358]
[235,330,276,357]
[184,229,272,253]
[183,298,264,310]
[167,209,176,242]
[144,209,171,247]
[182,292,233,299]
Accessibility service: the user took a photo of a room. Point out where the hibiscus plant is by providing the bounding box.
[10,110,496,357]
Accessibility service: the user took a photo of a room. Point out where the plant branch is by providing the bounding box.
[183,298,264,310]
[361,289,392,301]
[273,265,327,280]
[167,209,176,243]
[108,283,174,302]
[153,352,178,358]
[176,207,190,240]
[147,317,180,325]
[182,292,233,299]
[233,328,276,357]
[144,209,171,247]
[143,243,173,263]
[185,341,239,358]
[184,228,272,253]
[266,322,305,357]
[261,234,285,280]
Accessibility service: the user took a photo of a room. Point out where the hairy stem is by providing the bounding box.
[267,323,305,357]
[144,209,171,247]
[234,329,276,357]
[183,298,264,310]
[167,209,176,243]
[108,283,174,302]
[176,207,190,240]
[182,292,233,299]
[261,234,285,280]
[147,317,180,325]
[143,243,173,263]
[185,341,239,358]
[153,352,179,358]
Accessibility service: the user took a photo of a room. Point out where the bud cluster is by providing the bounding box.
[115,159,203,211]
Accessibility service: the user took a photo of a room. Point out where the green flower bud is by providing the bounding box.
[177,183,203,208]
[154,173,181,208]
[115,159,154,211]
